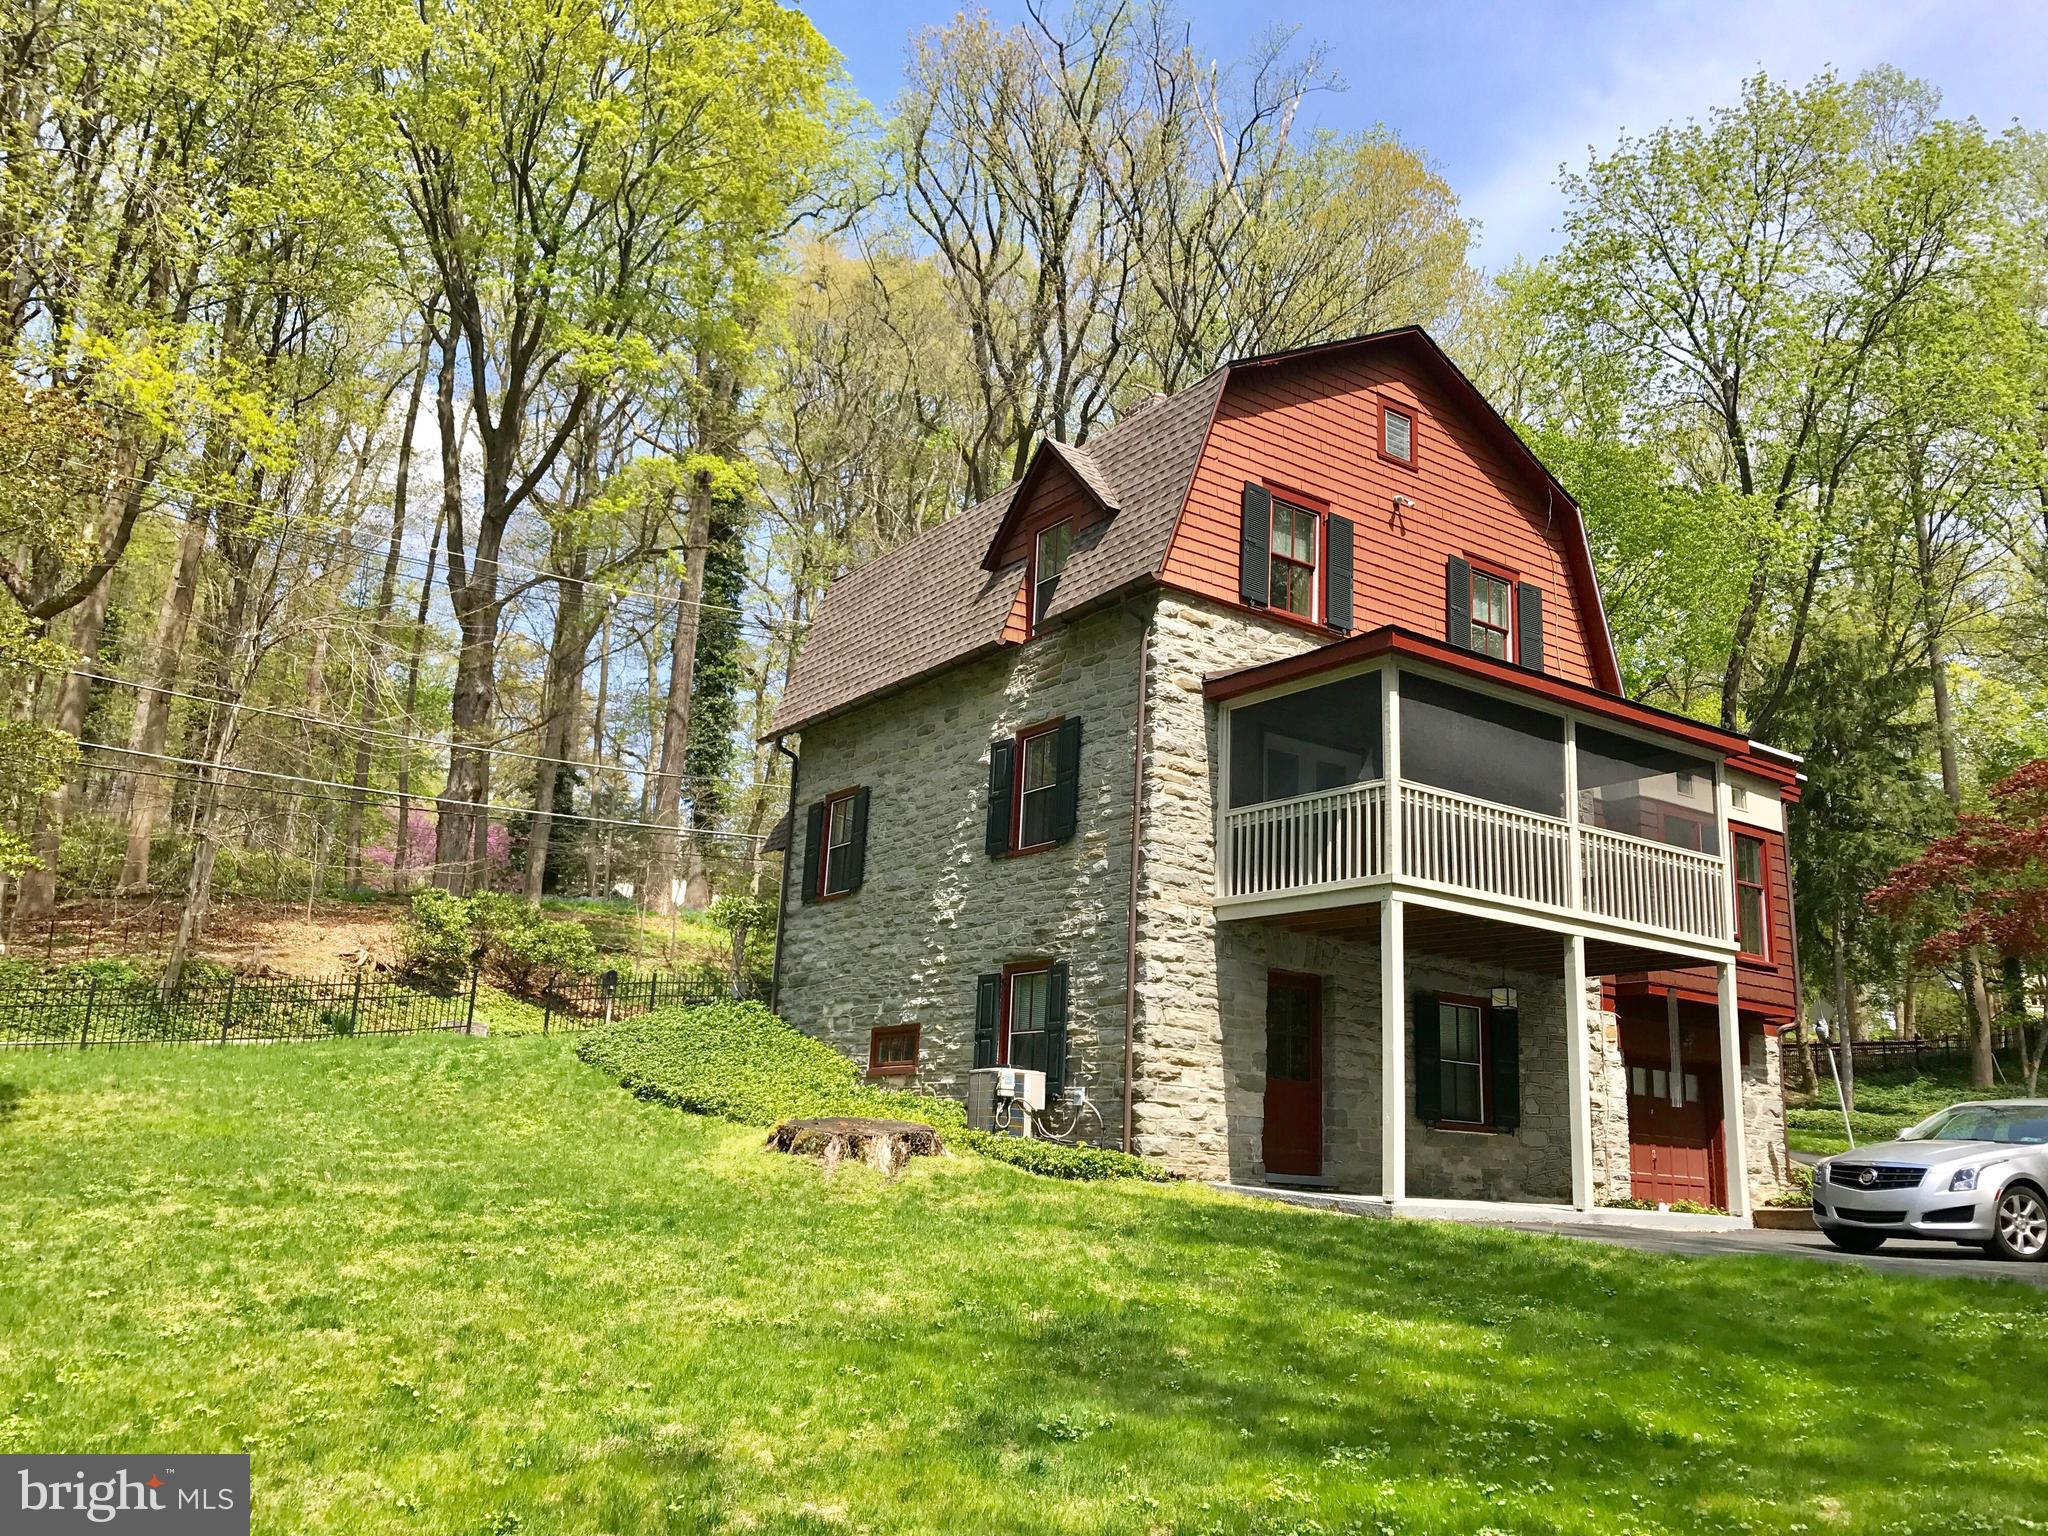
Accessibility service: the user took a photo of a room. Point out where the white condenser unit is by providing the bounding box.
[966,1066,1046,1132]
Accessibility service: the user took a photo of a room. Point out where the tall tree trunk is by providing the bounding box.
[15,573,113,920]
[1832,908,1855,1115]
[392,506,444,893]
[523,565,588,902]
[586,605,611,898]
[346,319,434,886]
[1917,504,1997,1087]
[642,482,711,916]
[116,503,209,891]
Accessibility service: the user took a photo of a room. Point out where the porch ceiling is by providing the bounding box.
[1274,900,1717,977]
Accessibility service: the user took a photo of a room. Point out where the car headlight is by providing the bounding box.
[1949,1167,1979,1193]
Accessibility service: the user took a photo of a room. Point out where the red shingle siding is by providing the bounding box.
[1621,821,1799,1023]
[1161,348,1603,688]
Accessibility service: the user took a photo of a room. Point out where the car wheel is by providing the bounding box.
[1822,1227,1887,1255]
[1990,1184,2048,1262]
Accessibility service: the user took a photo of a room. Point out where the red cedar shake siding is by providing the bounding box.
[1164,345,1605,687]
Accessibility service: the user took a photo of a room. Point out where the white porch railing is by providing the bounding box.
[1217,779,1731,947]
[1220,781,1385,898]
[1400,783,1571,911]
[1578,825,1726,943]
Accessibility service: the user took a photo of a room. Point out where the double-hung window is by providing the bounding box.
[820,790,858,898]
[1734,834,1770,960]
[1469,567,1511,660]
[1005,964,1049,1067]
[1436,997,1487,1127]
[1015,723,1061,850]
[1269,500,1320,620]
[1033,520,1073,632]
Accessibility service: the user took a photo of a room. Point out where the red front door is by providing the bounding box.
[1626,1061,1725,1208]
[1263,972,1323,1176]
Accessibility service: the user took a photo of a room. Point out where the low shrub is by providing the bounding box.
[399,889,474,983]
[957,1130,1173,1182]
[578,1003,1169,1181]
[470,892,601,994]
[1600,1196,1729,1216]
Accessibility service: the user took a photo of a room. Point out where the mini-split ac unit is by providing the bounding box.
[967,1066,1046,1132]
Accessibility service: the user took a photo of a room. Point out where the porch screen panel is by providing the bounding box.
[1397,674,1564,816]
[1574,724,1719,854]
[1227,672,1382,809]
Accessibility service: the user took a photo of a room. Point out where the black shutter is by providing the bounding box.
[799,800,824,904]
[974,973,1001,1068]
[1049,716,1083,844]
[1044,960,1069,1101]
[844,786,870,891]
[1516,583,1544,672]
[985,738,1014,857]
[1489,1007,1522,1131]
[1239,482,1272,606]
[1445,555,1471,649]
[1412,993,1441,1125]
[1325,515,1354,631]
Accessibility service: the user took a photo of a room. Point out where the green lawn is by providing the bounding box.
[1783,1062,2025,1157]
[4,1038,2045,1534]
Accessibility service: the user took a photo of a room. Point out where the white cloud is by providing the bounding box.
[1462,1,1936,269]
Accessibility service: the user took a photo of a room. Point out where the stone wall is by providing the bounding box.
[1742,1025,1790,1207]
[774,601,1145,1139]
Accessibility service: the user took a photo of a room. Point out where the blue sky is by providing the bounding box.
[803,0,2048,269]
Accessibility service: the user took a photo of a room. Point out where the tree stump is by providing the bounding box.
[765,1116,944,1178]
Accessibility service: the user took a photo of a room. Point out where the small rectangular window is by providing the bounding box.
[1684,1072,1700,1104]
[1015,724,1060,850]
[1470,568,1511,659]
[1268,500,1319,620]
[1382,404,1414,464]
[869,1025,919,1076]
[1735,834,1769,959]
[1652,1067,1668,1099]
[1630,1065,1647,1097]
[1033,520,1073,631]
[1437,999,1486,1126]
[820,791,857,897]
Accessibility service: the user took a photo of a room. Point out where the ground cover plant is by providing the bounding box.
[3,1034,2045,1534]
[1784,1060,2023,1154]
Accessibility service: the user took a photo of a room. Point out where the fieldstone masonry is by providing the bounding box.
[777,586,1786,1204]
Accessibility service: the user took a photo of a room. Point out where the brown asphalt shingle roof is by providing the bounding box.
[768,370,1226,737]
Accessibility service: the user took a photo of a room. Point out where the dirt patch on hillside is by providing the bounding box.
[11,897,405,977]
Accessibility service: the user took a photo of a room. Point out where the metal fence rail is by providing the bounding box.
[0,966,740,1050]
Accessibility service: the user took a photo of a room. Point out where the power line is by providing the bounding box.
[48,662,783,793]
[62,741,774,842]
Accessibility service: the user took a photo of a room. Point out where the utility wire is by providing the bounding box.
[61,741,774,841]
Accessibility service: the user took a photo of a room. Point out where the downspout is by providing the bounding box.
[1122,608,1151,1153]
[769,738,801,1014]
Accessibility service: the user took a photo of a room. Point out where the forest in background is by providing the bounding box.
[2,2,2045,1076]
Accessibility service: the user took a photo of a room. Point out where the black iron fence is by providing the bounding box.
[1784,1027,2027,1081]
[0,965,738,1050]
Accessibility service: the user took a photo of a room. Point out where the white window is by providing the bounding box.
[1383,405,1414,463]
[822,793,857,896]
[1470,569,1511,659]
[1268,501,1319,620]
[1006,967,1050,1065]
[1016,724,1060,849]
[1033,521,1073,630]
[1437,1000,1485,1125]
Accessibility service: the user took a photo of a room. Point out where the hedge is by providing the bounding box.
[577,1001,1169,1182]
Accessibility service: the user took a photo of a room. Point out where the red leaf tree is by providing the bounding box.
[1869,760,2048,1090]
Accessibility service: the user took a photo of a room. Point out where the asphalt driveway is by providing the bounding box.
[1495,1220,2048,1286]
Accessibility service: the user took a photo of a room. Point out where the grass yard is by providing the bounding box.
[4,1038,2046,1534]
[1783,1061,2036,1156]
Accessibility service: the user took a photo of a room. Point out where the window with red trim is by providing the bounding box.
[1269,499,1320,620]
[1014,722,1060,851]
[1469,566,1512,660]
[1002,963,1050,1066]
[1734,834,1770,960]
[1032,520,1073,633]
[818,789,859,898]
[1436,994,1489,1127]
[868,1024,919,1076]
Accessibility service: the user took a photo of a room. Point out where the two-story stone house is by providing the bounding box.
[765,328,1800,1216]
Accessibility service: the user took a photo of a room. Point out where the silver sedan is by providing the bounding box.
[1813,1100,2048,1262]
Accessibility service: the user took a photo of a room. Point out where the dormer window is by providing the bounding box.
[1033,520,1073,631]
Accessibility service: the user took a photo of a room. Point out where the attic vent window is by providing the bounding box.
[1382,404,1414,465]
[1033,520,1074,631]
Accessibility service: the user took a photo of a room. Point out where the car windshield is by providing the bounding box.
[1901,1105,2048,1145]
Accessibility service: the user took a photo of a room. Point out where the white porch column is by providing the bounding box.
[1564,932,1594,1210]
[1717,959,1750,1218]
[1382,664,1402,879]
[1380,894,1406,1203]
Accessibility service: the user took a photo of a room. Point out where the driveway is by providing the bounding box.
[1493,1219,2048,1286]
